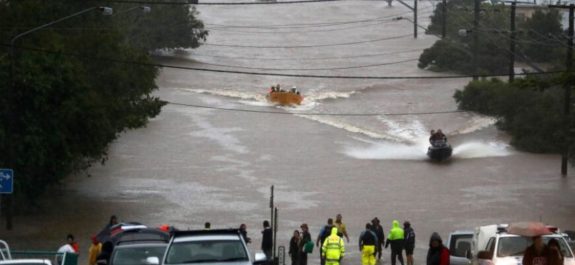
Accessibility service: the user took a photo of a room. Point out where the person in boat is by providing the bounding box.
[277,84,283,92]
[429,130,436,144]
[291,86,297,93]
[270,85,276,92]
[436,130,447,142]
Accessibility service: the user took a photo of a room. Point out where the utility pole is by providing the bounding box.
[509,1,516,82]
[473,0,480,80]
[442,0,447,39]
[549,4,574,176]
[396,0,418,38]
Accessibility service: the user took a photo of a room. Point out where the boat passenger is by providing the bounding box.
[436,130,447,142]
[291,86,297,93]
[429,130,436,144]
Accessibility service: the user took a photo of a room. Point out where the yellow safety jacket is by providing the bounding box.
[322,227,345,261]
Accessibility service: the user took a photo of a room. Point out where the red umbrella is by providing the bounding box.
[507,222,552,237]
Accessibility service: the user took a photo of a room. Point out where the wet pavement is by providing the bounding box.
[2,1,575,265]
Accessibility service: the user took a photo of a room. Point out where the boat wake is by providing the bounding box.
[343,139,512,161]
[452,141,512,158]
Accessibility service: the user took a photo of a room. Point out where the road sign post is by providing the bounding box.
[0,169,13,230]
[0,169,14,194]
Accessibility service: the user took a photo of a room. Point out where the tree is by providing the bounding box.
[420,3,564,74]
[0,0,206,204]
[454,74,572,154]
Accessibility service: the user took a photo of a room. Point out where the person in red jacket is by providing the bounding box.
[426,232,449,265]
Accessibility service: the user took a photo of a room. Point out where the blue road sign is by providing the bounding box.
[0,169,14,194]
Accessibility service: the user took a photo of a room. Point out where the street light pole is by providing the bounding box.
[472,0,480,80]
[4,6,113,231]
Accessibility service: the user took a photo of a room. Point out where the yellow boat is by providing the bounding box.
[266,91,303,106]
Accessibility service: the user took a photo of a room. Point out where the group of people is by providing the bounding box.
[521,236,564,265]
[269,84,301,95]
[429,129,447,146]
[284,215,419,265]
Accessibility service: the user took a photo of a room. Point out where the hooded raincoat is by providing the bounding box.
[322,227,345,264]
[426,232,450,265]
[386,220,405,250]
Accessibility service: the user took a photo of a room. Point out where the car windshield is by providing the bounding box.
[449,234,473,258]
[165,240,248,264]
[497,237,573,258]
[112,245,166,265]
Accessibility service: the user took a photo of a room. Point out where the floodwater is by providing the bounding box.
[2,1,575,265]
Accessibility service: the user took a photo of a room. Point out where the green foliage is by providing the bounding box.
[421,3,564,74]
[0,0,206,201]
[116,2,208,50]
[454,75,572,153]
[518,9,564,63]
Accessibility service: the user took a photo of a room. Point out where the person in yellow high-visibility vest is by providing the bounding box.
[322,227,345,265]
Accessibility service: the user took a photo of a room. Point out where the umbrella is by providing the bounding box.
[507,222,552,237]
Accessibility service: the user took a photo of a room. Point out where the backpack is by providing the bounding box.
[304,240,314,254]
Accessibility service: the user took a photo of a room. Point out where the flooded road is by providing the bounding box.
[3,1,575,265]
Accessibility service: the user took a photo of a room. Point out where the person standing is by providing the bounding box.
[88,236,102,265]
[335,214,350,243]
[359,223,378,265]
[289,230,301,265]
[522,236,549,265]
[371,218,385,260]
[547,238,564,265]
[426,232,449,265]
[240,224,251,244]
[299,224,312,265]
[386,220,405,265]
[317,218,335,265]
[96,242,114,265]
[262,220,273,260]
[322,227,345,265]
[204,222,211,230]
[404,221,416,265]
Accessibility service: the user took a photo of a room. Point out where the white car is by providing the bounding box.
[473,225,575,265]
[447,230,474,265]
[0,260,52,265]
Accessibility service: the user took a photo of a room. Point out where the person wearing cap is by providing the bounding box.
[299,224,312,265]
[88,235,102,265]
[371,218,385,260]
[403,221,416,265]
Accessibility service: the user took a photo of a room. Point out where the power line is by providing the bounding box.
[93,0,343,5]
[182,48,423,61]
[166,101,470,116]
[203,33,413,48]
[187,58,418,70]
[2,43,565,79]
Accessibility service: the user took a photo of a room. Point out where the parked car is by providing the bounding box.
[162,229,266,265]
[0,259,52,265]
[110,243,167,265]
[108,225,171,265]
[446,230,473,265]
[472,224,575,265]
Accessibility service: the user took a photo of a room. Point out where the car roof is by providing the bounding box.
[114,242,167,248]
[0,260,52,265]
[497,233,565,238]
[173,235,239,243]
[450,230,474,235]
